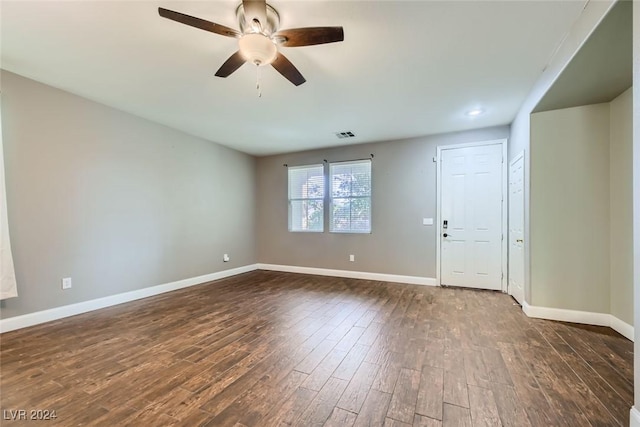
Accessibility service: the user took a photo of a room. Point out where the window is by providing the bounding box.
[330,160,371,233]
[288,164,325,232]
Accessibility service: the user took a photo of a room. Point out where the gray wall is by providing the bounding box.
[609,87,633,325]
[530,93,633,322]
[1,71,256,319]
[508,1,616,306]
[256,126,509,278]
[531,104,611,314]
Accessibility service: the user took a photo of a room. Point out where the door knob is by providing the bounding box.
[443,233,449,238]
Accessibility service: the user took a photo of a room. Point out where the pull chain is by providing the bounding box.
[256,64,262,98]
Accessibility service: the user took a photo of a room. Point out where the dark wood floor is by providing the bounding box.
[0,271,633,426]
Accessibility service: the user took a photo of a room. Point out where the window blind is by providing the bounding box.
[330,159,371,233]
[288,164,324,232]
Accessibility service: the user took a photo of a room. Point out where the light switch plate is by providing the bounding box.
[422,218,434,226]
[62,277,72,290]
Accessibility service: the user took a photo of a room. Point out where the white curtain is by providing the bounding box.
[0,100,17,300]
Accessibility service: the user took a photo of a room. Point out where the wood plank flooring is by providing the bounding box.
[0,271,633,426]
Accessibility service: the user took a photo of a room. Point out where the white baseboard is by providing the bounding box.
[522,301,634,342]
[522,302,611,326]
[257,263,437,286]
[610,315,635,343]
[0,264,259,333]
[631,407,640,427]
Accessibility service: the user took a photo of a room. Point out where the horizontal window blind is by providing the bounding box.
[288,164,324,232]
[330,159,371,233]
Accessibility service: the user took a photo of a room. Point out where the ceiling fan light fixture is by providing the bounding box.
[239,33,277,66]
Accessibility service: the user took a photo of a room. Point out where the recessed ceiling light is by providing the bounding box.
[466,108,485,117]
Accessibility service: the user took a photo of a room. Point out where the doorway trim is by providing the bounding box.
[508,150,525,301]
[435,138,508,291]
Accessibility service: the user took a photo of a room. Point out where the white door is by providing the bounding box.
[508,153,525,304]
[440,144,503,290]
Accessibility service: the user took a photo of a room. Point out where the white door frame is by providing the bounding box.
[436,138,508,291]
[508,150,525,301]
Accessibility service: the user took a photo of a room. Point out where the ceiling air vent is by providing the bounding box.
[335,131,356,139]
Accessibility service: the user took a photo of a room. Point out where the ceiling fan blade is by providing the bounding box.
[274,27,344,47]
[158,8,240,38]
[271,53,306,86]
[242,0,267,27]
[215,51,247,78]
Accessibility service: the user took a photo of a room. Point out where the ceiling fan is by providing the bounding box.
[158,0,344,86]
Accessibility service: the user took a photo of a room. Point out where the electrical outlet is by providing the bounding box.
[349,254,355,262]
[61,277,72,290]
[223,254,230,262]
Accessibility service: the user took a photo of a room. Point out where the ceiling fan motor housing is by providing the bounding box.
[236,3,280,35]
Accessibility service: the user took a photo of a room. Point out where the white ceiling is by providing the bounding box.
[1,0,588,156]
